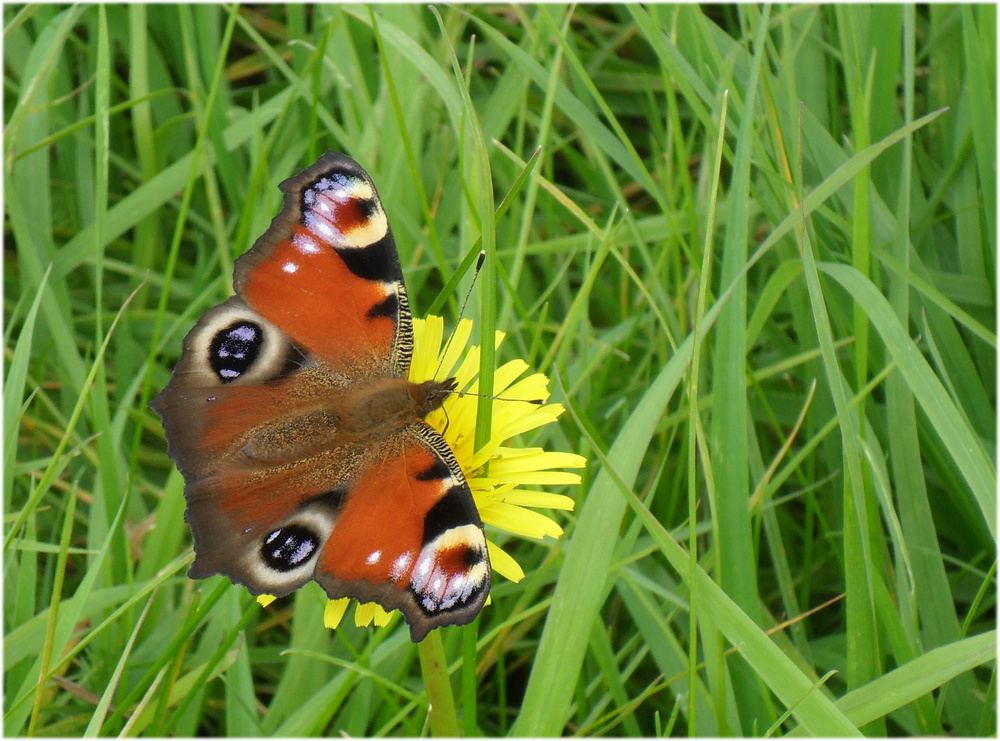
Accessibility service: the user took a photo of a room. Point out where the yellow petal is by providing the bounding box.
[493,408,566,439]
[490,448,587,472]
[481,502,564,540]
[373,603,392,627]
[490,359,530,392]
[451,329,506,386]
[409,316,444,381]
[486,471,584,486]
[486,540,524,583]
[537,451,588,469]
[500,373,553,402]
[437,318,474,380]
[324,598,350,629]
[469,440,505,471]
[354,602,394,629]
[257,594,276,608]
[355,602,378,627]
[499,489,576,511]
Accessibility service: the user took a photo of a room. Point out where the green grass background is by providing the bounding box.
[4,3,996,736]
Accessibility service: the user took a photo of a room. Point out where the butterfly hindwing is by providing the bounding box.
[150,298,357,596]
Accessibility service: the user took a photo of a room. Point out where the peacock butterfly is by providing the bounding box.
[150,151,491,642]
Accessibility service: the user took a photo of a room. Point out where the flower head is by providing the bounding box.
[258,315,585,633]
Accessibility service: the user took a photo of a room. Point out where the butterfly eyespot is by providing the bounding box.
[209,320,264,383]
[262,525,319,572]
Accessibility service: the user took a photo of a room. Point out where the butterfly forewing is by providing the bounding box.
[234,151,413,379]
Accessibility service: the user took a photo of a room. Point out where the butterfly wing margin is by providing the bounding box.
[233,151,413,379]
[314,422,491,642]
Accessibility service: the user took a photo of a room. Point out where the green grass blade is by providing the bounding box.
[27,483,77,735]
[3,6,82,162]
[512,344,689,735]
[567,407,863,736]
[83,590,157,737]
[800,226,882,702]
[709,8,771,730]
[5,493,129,735]
[819,263,996,538]
[4,264,51,510]
[961,6,996,246]
[789,631,996,733]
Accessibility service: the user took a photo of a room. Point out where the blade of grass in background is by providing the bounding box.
[513,339,690,736]
[561,388,863,736]
[819,263,996,534]
[709,7,771,732]
[4,5,994,736]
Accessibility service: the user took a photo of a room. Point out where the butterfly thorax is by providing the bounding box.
[333,377,457,435]
[222,376,458,469]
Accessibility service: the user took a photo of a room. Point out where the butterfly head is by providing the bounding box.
[414,377,458,417]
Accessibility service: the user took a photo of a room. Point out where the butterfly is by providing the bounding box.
[150,151,491,642]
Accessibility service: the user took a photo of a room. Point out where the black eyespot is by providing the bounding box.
[209,321,263,383]
[261,525,318,572]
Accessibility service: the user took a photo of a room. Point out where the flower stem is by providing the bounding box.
[418,630,460,737]
[462,619,479,735]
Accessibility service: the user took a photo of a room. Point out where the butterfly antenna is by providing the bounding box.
[460,390,545,405]
[434,250,486,381]
[435,251,544,405]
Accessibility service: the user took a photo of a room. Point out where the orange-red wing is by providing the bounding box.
[233,151,412,378]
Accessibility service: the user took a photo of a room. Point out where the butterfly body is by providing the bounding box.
[152,152,490,642]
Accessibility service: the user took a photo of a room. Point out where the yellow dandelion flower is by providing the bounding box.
[260,315,586,633]
[407,315,584,582]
